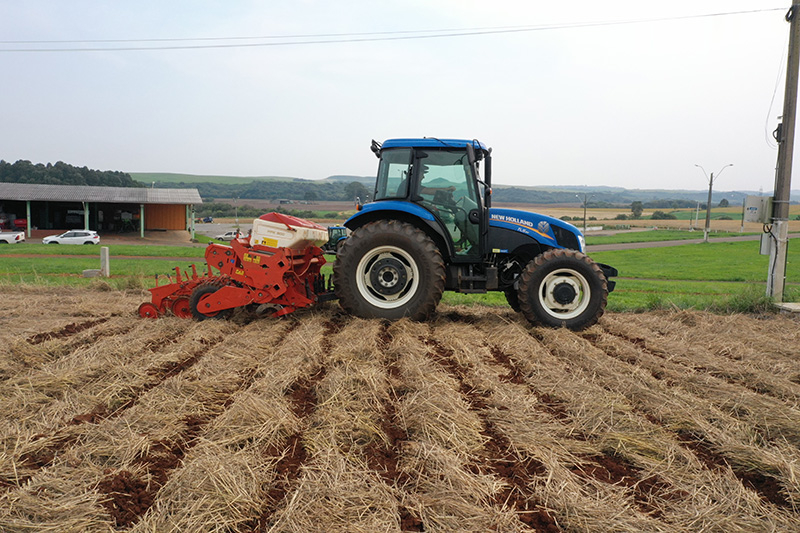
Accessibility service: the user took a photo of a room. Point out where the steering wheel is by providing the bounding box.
[432,189,456,208]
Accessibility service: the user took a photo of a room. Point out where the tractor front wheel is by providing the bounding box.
[333,220,445,321]
[517,249,608,331]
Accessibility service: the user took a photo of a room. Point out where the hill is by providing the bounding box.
[130,172,301,185]
[131,171,796,206]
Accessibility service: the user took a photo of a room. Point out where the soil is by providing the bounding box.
[1,286,799,532]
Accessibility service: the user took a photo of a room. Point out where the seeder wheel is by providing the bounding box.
[189,282,233,321]
[138,302,160,319]
[171,297,193,319]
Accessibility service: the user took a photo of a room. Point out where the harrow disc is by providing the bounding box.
[138,302,160,319]
[171,296,193,319]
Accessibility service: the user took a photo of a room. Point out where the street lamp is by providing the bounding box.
[694,164,733,243]
[234,197,239,234]
[575,193,595,232]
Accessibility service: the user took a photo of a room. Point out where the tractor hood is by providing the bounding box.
[489,208,585,252]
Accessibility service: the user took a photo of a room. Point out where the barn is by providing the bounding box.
[0,183,202,238]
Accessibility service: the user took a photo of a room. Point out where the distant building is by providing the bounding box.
[0,183,202,237]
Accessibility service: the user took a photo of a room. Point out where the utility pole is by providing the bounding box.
[740,199,746,233]
[575,193,594,232]
[768,3,800,302]
[694,164,732,243]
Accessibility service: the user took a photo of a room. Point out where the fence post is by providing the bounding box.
[100,246,110,277]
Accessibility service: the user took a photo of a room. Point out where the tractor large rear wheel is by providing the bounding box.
[333,220,445,320]
[517,249,608,331]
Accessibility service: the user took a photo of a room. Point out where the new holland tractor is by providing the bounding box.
[332,138,617,330]
[139,138,616,331]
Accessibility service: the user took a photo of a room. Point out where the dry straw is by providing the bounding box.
[2,291,800,531]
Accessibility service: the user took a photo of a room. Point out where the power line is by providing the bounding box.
[0,7,785,53]
[765,33,788,150]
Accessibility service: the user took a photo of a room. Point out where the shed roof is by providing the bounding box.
[0,183,202,204]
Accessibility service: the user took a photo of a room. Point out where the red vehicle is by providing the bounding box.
[138,213,334,320]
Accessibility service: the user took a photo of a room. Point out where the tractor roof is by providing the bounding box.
[381,138,488,152]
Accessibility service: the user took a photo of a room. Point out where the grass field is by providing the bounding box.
[584,229,759,245]
[1,237,797,312]
[0,288,798,532]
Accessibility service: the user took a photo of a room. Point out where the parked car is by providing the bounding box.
[202,216,213,223]
[214,230,241,241]
[42,230,100,245]
[0,230,25,244]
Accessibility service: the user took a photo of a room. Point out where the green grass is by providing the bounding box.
[0,258,202,289]
[599,278,791,313]
[588,241,799,282]
[0,243,205,258]
[585,240,800,313]
[1,238,797,314]
[0,243,206,290]
[439,275,795,314]
[586,229,757,245]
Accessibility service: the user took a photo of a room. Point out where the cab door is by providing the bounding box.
[413,149,481,258]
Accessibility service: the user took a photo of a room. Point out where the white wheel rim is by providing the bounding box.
[538,267,591,320]
[355,245,419,309]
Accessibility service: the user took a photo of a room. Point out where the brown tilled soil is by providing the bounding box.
[1,286,799,532]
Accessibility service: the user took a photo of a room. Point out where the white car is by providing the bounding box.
[0,230,25,244]
[214,230,241,241]
[42,230,100,245]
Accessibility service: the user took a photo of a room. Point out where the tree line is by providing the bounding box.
[161,180,370,202]
[2,158,744,209]
[195,202,341,220]
[0,160,143,188]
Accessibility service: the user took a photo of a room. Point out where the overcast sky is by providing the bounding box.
[0,1,794,192]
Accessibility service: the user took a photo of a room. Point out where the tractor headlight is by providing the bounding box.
[578,234,585,252]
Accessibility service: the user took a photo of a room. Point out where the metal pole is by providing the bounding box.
[576,193,593,232]
[768,3,800,302]
[703,174,714,243]
[583,200,586,233]
[740,199,746,232]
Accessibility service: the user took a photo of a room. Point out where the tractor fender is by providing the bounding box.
[344,201,454,259]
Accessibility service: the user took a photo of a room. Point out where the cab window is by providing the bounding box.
[374,148,413,200]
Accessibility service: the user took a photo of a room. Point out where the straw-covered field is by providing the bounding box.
[1,286,799,532]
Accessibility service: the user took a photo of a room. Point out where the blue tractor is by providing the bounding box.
[332,138,617,330]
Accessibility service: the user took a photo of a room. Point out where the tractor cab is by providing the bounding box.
[368,138,492,260]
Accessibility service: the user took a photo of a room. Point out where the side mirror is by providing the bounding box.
[370,140,381,158]
[466,143,476,167]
